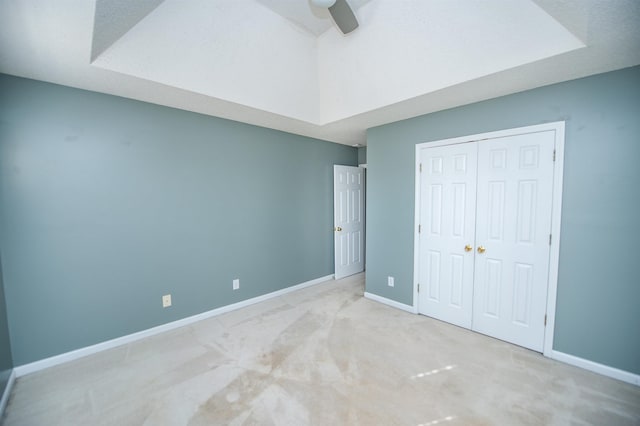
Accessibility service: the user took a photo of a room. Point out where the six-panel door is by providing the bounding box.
[418,130,555,352]
[418,143,477,328]
[334,165,365,280]
[472,131,555,351]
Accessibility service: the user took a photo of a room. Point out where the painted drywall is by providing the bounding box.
[0,74,356,365]
[91,0,164,60]
[366,65,640,375]
[93,0,319,123]
[317,0,583,123]
[0,255,13,397]
[358,147,367,165]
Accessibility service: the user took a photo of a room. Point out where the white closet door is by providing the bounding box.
[472,131,556,351]
[418,143,477,328]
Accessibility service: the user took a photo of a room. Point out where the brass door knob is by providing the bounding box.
[334,227,342,232]
[464,244,473,252]
[477,246,486,254]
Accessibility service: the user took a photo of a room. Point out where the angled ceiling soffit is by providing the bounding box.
[91,0,165,61]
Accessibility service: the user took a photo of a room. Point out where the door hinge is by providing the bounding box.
[419,224,422,233]
[544,314,547,326]
[549,234,552,245]
[419,163,422,173]
[417,283,420,293]
[553,150,556,161]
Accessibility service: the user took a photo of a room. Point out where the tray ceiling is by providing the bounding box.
[1,0,639,145]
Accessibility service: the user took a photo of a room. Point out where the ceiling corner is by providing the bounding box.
[91,0,165,61]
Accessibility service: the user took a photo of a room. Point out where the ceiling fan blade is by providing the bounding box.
[328,0,359,34]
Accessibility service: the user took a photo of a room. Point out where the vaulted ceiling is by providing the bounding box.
[1,0,639,146]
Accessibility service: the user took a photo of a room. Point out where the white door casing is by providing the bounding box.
[418,143,477,328]
[334,165,364,280]
[414,122,565,354]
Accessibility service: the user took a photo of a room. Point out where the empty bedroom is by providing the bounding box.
[0,0,639,424]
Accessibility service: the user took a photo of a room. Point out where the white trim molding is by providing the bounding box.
[14,274,334,377]
[542,122,565,358]
[550,350,640,386]
[364,292,639,386]
[364,292,417,314]
[0,369,16,418]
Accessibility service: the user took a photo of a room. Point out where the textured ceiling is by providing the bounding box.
[254,0,372,36]
[0,0,639,146]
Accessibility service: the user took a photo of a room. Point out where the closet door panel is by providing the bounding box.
[472,131,556,352]
[418,143,477,328]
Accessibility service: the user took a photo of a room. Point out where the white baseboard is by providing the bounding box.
[549,350,640,386]
[14,274,334,377]
[362,294,639,386]
[0,369,16,418]
[364,292,417,314]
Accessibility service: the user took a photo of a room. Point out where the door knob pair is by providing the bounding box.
[334,227,343,232]
[465,244,486,253]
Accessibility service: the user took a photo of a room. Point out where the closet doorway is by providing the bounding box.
[413,122,565,353]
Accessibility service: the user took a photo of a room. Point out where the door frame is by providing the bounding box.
[413,122,565,356]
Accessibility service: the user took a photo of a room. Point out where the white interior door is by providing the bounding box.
[334,165,364,280]
[472,131,555,352]
[417,128,557,352]
[418,143,477,328]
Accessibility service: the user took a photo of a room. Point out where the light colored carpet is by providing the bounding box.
[3,273,639,425]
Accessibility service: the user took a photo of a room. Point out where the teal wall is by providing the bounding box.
[0,74,357,365]
[0,254,13,397]
[366,65,640,375]
[357,146,367,165]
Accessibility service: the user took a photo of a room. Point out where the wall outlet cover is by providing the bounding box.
[162,294,172,308]
[388,276,395,287]
[233,279,240,290]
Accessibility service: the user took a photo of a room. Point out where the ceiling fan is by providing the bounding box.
[311,0,359,34]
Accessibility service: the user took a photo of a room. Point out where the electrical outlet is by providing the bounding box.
[233,279,240,290]
[162,294,172,308]
[388,276,395,287]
